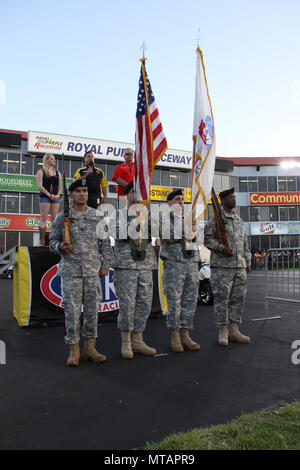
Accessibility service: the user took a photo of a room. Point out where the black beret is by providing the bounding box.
[123,181,134,195]
[68,178,87,193]
[219,187,234,199]
[167,189,184,202]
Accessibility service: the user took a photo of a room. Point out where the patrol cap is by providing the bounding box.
[219,187,234,199]
[68,179,87,193]
[123,181,134,195]
[167,188,184,202]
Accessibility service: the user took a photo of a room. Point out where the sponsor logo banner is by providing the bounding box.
[27,131,192,169]
[250,192,300,205]
[0,214,51,231]
[250,222,300,235]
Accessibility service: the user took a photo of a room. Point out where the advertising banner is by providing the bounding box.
[27,130,192,169]
[250,222,300,235]
[0,214,51,231]
[0,173,72,193]
[250,192,300,205]
[13,247,162,327]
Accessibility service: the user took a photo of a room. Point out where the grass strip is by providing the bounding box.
[144,401,300,450]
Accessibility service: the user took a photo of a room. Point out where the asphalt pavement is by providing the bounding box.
[0,271,300,450]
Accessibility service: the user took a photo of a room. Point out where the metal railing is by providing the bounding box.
[0,247,16,275]
[253,248,300,321]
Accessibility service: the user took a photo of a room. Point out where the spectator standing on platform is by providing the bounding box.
[204,188,251,346]
[160,189,201,353]
[112,148,135,201]
[73,151,108,208]
[110,181,157,359]
[49,179,112,367]
[36,153,62,246]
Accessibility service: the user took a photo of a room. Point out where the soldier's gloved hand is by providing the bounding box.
[99,268,108,277]
[59,241,72,254]
[223,246,234,257]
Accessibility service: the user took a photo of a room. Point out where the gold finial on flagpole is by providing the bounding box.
[140,40,147,60]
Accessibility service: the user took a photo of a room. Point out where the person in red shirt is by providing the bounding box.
[112,148,135,198]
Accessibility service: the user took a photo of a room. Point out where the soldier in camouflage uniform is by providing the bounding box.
[204,188,251,346]
[160,189,201,353]
[110,181,157,359]
[49,179,112,366]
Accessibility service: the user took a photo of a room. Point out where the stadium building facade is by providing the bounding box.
[0,128,299,253]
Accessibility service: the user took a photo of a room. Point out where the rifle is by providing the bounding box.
[211,187,232,251]
[62,153,70,243]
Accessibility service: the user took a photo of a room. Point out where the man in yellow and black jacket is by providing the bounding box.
[73,151,108,208]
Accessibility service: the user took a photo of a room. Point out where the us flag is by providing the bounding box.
[134,58,168,203]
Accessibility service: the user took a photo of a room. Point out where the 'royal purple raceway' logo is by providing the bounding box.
[40,264,119,312]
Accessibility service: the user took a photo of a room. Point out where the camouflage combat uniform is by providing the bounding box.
[49,206,112,344]
[111,208,157,332]
[160,212,200,330]
[204,207,251,328]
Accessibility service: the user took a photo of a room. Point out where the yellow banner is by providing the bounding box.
[150,186,174,201]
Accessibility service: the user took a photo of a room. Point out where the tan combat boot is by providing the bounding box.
[66,343,80,367]
[39,227,46,246]
[218,327,229,346]
[180,329,200,350]
[170,329,184,353]
[132,332,157,356]
[81,338,107,363]
[228,322,250,343]
[121,331,134,359]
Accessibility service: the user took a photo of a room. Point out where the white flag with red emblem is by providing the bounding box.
[191,47,216,221]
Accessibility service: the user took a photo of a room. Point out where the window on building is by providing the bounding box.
[229,176,237,188]
[269,206,278,221]
[152,168,160,185]
[6,193,19,213]
[260,206,269,221]
[170,170,179,187]
[7,152,20,174]
[239,177,248,192]
[106,163,117,181]
[221,175,230,190]
[214,174,222,191]
[6,231,19,250]
[248,178,258,192]
[32,194,40,214]
[240,206,249,221]
[268,176,277,192]
[0,231,5,253]
[287,176,296,191]
[258,176,267,192]
[250,206,259,221]
[250,236,260,252]
[0,152,7,173]
[278,177,287,192]
[21,154,33,175]
[33,156,43,175]
[71,159,83,178]
[289,235,300,248]
[179,171,189,188]
[261,236,270,251]
[20,231,33,247]
[0,192,6,212]
[161,169,170,186]
[289,206,298,220]
[20,193,32,214]
[270,235,279,249]
[279,206,288,221]
[296,176,300,191]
